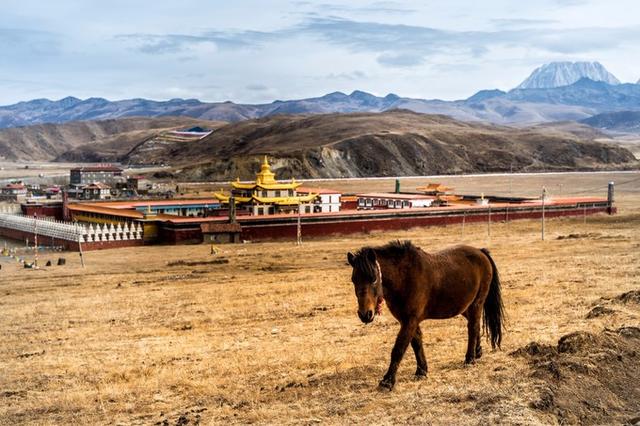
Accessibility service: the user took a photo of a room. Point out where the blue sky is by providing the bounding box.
[1,0,639,105]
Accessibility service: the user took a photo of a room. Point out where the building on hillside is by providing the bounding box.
[297,187,341,213]
[356,193,436,210]
[1,183,28,202]
[214,157,318,215]
[80,182,112,200]
[166,126,213,140]
[70,165,124,185]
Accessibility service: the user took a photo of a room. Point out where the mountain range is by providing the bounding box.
[1,62,639,129]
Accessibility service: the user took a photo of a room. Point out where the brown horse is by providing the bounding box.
[347,240,504,390]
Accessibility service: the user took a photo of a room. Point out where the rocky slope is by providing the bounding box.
[120,110,637,180]
[0,117,223,161]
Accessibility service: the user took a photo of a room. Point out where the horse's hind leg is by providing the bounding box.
[411,325,428,378]
[464,305,482,364]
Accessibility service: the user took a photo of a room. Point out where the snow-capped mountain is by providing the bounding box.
[516,61,620,89]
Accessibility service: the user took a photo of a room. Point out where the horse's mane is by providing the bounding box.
[352,240,420,279]
[375,240,420,259]
[351,247,378,282]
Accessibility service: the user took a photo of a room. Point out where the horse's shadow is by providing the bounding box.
[281,362,454,395]
[270,365,384,396]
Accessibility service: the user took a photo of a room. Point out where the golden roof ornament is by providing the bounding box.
[256,155,276,185]
[228,154,300,191]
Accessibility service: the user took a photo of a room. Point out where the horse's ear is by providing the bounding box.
[366,249,376,263]
[347,252,355,266]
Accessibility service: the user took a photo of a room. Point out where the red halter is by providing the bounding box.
[376,296,385,315]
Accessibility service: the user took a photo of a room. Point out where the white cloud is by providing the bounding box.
[0,0,639,105]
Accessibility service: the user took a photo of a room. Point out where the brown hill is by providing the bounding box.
[0,117,224,162]
[122,110,637,180]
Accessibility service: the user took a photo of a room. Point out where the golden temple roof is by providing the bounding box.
[213,192,317,205]
[231,156,301,190]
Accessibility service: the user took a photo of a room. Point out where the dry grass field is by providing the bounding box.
[1,172,639,425]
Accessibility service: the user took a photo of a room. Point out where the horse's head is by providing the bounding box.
[347,248,383,324]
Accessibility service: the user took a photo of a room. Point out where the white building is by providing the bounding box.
[298,187,342,213]
[356,193,436,209]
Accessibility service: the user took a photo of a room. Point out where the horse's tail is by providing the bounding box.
[480,248,504,350]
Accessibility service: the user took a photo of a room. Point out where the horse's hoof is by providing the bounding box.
[414,368,428,379]
[378,379,394,391]
[464,357,476,365]
[475,346,483,359]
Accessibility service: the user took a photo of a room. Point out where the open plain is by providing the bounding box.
[1,172,639,425]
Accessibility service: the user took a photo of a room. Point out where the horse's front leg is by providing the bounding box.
[379,319,418,391]
[411,325,428,378]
